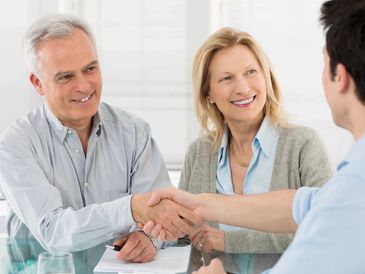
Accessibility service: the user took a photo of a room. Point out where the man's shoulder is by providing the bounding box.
[0,105,46,141]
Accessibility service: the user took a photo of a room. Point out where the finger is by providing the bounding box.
[178,208,203,228]
[202,238,213,253]
[189,226,203,241]
[126,245,146,262]
[192,231,205,247]
[157,229,166,241]
[156,213,186,238]
[167,216,191,236]
[211,258,224,268]
[150,223,163,238]
[117,237,139,260]
[113,235,128,246]
[143,220,156,235]
[164,229,179,241]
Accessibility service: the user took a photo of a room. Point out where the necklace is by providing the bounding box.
[230,142,249,168]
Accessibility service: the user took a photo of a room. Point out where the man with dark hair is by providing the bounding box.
[144,0,365,272]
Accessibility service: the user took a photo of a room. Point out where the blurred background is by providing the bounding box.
[0,0,352,188]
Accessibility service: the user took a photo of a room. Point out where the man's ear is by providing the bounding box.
[30,73,44,96]
[336,63,350,94]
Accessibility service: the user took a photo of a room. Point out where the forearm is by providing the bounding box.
[197,190,297,233]
[38,197,135,252]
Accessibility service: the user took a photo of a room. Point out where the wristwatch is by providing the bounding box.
[137,230,159,250]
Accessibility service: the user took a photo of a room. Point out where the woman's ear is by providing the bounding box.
[207,96,214,104]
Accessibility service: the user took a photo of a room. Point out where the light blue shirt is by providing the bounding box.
[216,117,279,273]
[0,102,171,252]
[217,116,278,231]
[263,133,365,274]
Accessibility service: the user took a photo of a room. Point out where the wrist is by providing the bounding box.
[137,230,160,250]
[196,193,210,220]
[131,193,149,223]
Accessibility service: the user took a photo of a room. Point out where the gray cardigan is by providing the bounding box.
[179,126,333,254]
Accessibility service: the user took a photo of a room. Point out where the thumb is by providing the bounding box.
[147,191,163,206]
[147,187,176,206]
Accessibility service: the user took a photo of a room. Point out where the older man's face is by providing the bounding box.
[31,28,102,129]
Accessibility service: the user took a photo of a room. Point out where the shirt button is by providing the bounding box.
[84,181,89,188]
[67,129,72,135]
[74,149,80,154]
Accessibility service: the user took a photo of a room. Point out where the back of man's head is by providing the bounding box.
[320,0,365,103]
[23,13,97,76]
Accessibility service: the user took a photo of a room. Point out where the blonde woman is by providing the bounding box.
[179,27,333,271]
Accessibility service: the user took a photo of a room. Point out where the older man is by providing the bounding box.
[0,14,200,263]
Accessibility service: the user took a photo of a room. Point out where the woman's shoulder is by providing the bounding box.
[186,137,214,156]
[277,124,321,143]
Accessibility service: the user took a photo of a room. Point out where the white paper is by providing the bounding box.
[94,245,191,273]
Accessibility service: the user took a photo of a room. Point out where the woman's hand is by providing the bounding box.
[192,258,226,274]
[190,224,225,253]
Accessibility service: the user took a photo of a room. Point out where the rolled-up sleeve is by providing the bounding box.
[292,186,320,225]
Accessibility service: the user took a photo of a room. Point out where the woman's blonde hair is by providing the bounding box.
[192,27,288,151]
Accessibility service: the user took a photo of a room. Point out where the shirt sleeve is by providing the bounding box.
[292,186,320,225]
[129,122,172,193]
[0,127,138,252]
[262,175,365,274]
[0,139,136,252]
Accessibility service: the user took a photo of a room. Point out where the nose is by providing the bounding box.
[75,75,91,93]
[234,75,250,94]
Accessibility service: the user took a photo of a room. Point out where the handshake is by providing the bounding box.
[131,187,206,241]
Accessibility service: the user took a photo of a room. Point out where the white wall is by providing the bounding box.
[0,0,352,171]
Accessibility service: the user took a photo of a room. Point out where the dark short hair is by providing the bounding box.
[320,0,365,103]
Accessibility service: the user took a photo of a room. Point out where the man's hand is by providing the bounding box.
[114,231,157,263]
[148,187,198,210]
[190,224,224,253]
[192,258,226,274]
[131,190,203,240]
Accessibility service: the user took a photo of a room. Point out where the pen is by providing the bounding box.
[105,244,123,252]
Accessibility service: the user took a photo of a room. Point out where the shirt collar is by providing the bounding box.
[44,103,103,143]
[217,125,230,167]
[217,116,278,166]
[254,116,278,158]
[337,133,365,171]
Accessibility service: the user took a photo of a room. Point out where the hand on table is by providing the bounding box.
[114,231,156,263]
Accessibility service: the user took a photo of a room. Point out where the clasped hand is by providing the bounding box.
[131,190,203,240]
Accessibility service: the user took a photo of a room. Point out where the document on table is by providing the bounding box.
[94,245,192,273]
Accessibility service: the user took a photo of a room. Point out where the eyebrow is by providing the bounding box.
[216,62,258,76]
[83,60,99,70]
[53,60,99,80]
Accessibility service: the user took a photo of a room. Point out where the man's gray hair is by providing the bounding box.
[23,13,97,75]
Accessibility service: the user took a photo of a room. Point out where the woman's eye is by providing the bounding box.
[247,69,257,75]
[220,76,231,82]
